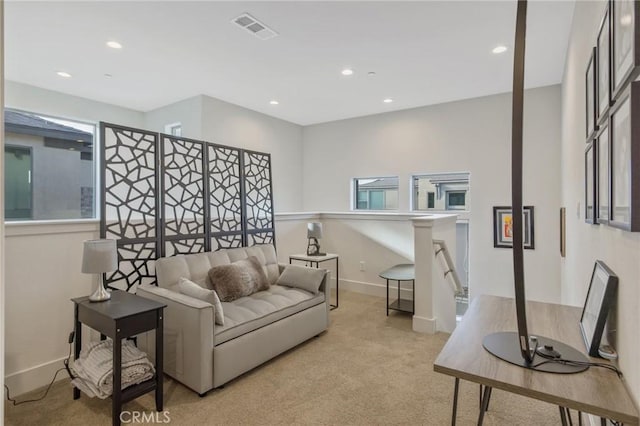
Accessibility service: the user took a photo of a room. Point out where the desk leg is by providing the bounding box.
[113,334,122,426]
[73,304,81,400]
[559,406,569,426]
[155,309,164,411]
[477,385,492,425]
[386,279,389,316]
[334,258,339,309]
[451,378,459,426]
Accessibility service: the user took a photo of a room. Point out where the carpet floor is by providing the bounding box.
[5,290,564,425]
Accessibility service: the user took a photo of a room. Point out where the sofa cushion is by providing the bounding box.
[208,256,270,302]
[214,285,325,345]
[176,277,224,325]
[276,264,326,295]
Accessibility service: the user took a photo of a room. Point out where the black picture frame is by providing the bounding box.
[585,141,596,224]
[586,47,598,139]
[597,4,612,123]
[609,81,640,231]
[595,123,610,224]
[492,206,534,250]
[580,260,618,357]
[612,0,640,100]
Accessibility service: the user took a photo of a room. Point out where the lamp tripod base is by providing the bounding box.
[89,277,111,302]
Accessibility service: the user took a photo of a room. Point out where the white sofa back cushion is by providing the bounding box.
[155,244,279,289]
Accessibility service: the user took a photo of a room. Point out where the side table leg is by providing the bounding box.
[451,378,460,426]
[73,304,81,400]
[155,309,164,411]
[335,257,339,309]
[113,334,122,426]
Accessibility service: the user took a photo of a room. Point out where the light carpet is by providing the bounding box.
[5,290,563,425]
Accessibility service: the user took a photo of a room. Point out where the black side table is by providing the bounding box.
[72,290,166,426]
[379,264,415,316]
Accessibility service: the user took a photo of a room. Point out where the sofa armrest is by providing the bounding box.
[137,284,215,394]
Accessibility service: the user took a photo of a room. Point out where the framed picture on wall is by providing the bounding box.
[612,0,640,99]
[586,47,598,139]
[585,141,596,224]
[596,123,610,224]
[597,4,612,122]
[580,260,618,357]
[609,82,640,231]
[493,206,535,250]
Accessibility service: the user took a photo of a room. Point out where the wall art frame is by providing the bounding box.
[597,3,612,123]
[493,205,535,250]
[608,81,640,231]
[586,47,598,139]
[585,141,596,224]
[580,260,618,357]
[595,122,610,224]
[612,0,640,100]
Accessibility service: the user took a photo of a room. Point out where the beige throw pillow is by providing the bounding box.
[276,265,325,294]
[176,277,225,326]
[208,256,270,302]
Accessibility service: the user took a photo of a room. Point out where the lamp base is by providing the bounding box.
[89,279,111,302]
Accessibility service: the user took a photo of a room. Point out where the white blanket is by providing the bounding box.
[71,339,155,399]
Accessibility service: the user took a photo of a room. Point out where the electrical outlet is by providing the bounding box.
[359,261,365,271]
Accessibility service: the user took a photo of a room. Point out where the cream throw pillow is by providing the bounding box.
[177,277,224,326]
[276,264,325,294]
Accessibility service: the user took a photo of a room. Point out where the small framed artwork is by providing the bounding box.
[612,0,640,100]
[580,260,618,357]
[596,123,610,224]
[585,141,596,224]
[609,82,640,231]
[493,206,535,250]
[586,47,598,139]
[597,4,611,122]
[560,207,566,258]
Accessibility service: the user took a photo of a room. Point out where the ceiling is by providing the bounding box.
[5,1,575,126]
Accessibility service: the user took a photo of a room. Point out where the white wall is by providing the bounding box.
[200,95,303,212]
[302,86,563,303]
[5,81,144,128]
[561,0,640,407]
[1,1,6,417]
[144,95,203,140]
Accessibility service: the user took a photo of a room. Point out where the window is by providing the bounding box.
[4,109,96,221]
[165,122,182,136]
[353,177,399,210]
[412,172,470,211]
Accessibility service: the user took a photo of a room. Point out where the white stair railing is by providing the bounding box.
[433,239,464,297]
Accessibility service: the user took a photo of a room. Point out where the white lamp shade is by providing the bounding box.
[307,222,323,239]
[82,239,118,274]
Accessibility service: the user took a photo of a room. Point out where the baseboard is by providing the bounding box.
[336,278,413,300]
[5,356,69,397]
[412,315,437,334]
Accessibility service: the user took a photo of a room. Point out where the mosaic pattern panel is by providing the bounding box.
[164,238,206,257]
[103,126,158,241]
[162,136,205,239]
[208,144,243,235]
[246,230,275,246]
[211,234,244,251]
[243,151,274,232]
[105,242,157,292]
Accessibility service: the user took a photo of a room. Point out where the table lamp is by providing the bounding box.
[82,239,118,302]
[306,222,326,256]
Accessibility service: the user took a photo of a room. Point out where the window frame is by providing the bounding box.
[352,176,400,211]
[410,172,471,212]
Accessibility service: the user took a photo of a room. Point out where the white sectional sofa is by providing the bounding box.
[137,244,330,395]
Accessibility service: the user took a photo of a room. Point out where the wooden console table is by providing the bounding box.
[72,290,166,426]
[434,295,638,425]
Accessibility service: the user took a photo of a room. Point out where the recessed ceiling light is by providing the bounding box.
[368,71,376,76]
[270,100,279,105]
[341,69,354,76]
[106,41,123,49]
[383,98,393,103]
[492,45,508,54]
[104,73,113,78]
[57,71,72,78]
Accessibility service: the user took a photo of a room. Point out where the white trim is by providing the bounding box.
[339,278,413,300]
[321,211,425,221]
[412,315,437,334]
[5,219,99,237]
[274,212,321,222]
[5,356,69,398]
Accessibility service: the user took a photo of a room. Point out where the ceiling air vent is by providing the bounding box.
[232,13,278,40]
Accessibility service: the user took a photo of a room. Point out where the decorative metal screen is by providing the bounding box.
[100,123,275,292]
[101,123,160,291]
